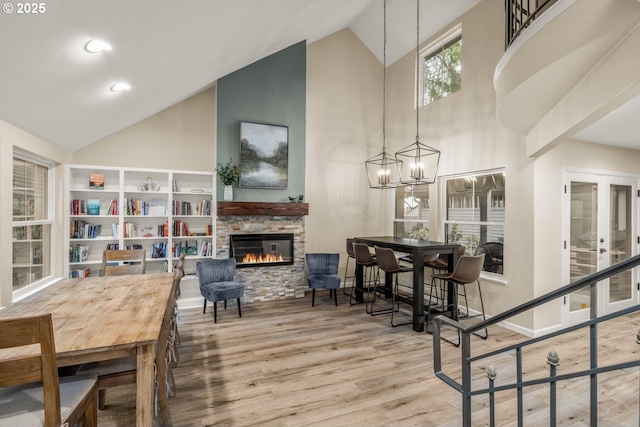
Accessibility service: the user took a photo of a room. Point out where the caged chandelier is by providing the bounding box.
[395,0,440,185]
[365,0,402,189]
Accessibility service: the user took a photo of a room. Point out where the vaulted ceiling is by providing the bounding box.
[0,0,635,152]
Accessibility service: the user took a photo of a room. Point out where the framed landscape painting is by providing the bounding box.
[239,122,288,189]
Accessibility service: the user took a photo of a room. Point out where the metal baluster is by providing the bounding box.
[547,350,560,427]
[516,347,523,427]
[487,366,497,427]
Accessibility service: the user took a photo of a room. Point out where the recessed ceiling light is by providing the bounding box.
[111,82,131,92]
[85,39,112,53]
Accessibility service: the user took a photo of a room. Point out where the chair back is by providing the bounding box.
[102,249,146,276]
[305,253,340,275]
[353,243,375,265]
[430,245,465,266]
[374,246,401,273]
[0,314,62,427]
[197,258,237,284]
[346,238,355,258]
[176,251,186,271]
[451,254,485,284]
[475,242,503,272]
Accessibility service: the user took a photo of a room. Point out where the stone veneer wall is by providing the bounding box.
[216,215,306,303]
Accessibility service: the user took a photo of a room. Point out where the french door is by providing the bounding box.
[562,172,638,324]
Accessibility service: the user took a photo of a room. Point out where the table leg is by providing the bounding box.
[136,343,155,427]
[355,262,364,303]
[412,252,425,332]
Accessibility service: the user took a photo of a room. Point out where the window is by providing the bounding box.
[422,30,462,105]
[13,154,52,291]
[443,170,505,275]
[394,185,430,239]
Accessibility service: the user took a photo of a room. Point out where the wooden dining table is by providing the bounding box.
[354,236,461,332]
[0,272,174,427]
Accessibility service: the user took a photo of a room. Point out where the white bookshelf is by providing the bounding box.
[65,165,214,278]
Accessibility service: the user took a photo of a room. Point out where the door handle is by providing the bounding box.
[600,248,608,253]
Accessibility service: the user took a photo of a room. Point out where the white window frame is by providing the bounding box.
[441,168,505,278]
[12,151,55,299]
[420,23,462,107]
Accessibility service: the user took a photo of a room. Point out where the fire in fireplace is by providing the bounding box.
[230,233,294,268]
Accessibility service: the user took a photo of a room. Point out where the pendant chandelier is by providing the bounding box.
[395,0,440,185]
[365,0,402,189]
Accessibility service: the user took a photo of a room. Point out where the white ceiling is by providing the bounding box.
[0,0,634,152]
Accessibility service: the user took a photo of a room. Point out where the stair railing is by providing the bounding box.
[433,253,640,427]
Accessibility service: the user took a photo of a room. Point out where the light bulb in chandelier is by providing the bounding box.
[409,162,425,179]
[377,168,391,185]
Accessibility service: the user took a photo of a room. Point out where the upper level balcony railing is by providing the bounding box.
[506,0,559,48]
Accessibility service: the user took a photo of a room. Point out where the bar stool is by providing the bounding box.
[425,246,465,308]
[351,243,379,309]
[342,238,356,297]
[430,253,487,346]
[374,246,413,327]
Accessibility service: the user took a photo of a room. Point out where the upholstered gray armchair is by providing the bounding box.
[196,258,244,323]
[305,253,341,307]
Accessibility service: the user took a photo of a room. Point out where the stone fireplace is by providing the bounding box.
[216,202,309,303]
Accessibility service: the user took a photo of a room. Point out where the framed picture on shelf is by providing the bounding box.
[239,122,288,189]
[89,172,104,190]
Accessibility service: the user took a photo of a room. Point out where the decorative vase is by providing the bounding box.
[224,185,233,201]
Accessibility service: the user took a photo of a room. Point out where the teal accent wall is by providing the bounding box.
[216,41,306,202]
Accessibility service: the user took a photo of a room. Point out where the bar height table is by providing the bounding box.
[353,236,461,332]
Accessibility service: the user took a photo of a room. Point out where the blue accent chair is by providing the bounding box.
[196,258,244,323]
[305,253,341,306]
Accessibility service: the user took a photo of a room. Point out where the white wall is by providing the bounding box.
[305,28,391,263]
[73,87,217,171]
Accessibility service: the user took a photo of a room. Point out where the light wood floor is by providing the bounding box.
[96,292,640,427]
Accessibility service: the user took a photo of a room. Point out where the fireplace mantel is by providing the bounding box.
[217,201,309,217]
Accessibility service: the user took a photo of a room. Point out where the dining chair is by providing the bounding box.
[474,242,503,273]
[197,258,244,322]
[374,246,413,327]
[102,248,146,276]
[342,238,356,297]
[430,253,487,346]
[352,243,379,311]
[173,251,186,299]
[305,253,341,306]
[0,313,98,427]
[77,266,182,426]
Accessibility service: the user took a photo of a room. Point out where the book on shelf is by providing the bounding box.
[69,245,89,263]
[151,242,167,258]
[70,220,102,239]
[186,240,198,256]
[89,172,104,190]
[122,222,137,238]
[106,199,118,215]
[69,268,91,278]
[199,241,212,257]
[87,199,100,215]
[70,199,87,215]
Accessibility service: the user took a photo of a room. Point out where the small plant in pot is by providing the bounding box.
[216,159,241,201]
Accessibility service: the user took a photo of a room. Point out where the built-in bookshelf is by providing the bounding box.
[65,165,214,278]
